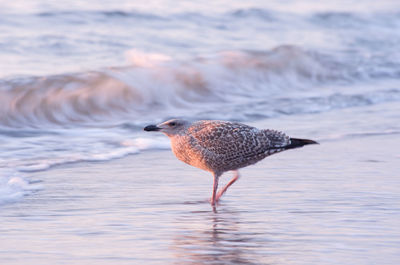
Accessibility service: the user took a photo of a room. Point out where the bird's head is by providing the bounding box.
[144,119,189,137]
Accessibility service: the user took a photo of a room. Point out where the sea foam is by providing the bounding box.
[0,169,42,204]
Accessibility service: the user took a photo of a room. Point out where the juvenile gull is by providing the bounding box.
[144,119,317,206]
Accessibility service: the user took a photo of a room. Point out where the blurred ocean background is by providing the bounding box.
[0,1,399,264]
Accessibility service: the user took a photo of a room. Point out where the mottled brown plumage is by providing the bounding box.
[144,119,317,206]
[170,120,290,174]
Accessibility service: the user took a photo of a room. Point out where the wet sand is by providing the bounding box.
[1,128,399,265]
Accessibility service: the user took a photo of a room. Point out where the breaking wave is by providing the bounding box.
[1,45,398,129]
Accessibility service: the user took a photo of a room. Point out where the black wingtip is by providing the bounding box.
[285,138,319,149]
[292,138,319,145]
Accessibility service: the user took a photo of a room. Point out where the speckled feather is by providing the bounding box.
[170,120,290,174]
[144,118,316,205]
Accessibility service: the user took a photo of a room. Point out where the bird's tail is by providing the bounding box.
[284,138,319,150]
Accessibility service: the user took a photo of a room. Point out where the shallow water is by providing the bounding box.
[1,103,400,264]
[2,141,399,265]
[1,0,400,263]
[1,0,400,201]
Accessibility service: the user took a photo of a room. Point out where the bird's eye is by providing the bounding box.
[169,122,176,126]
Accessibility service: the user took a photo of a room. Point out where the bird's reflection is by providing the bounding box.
[171,207,263,265]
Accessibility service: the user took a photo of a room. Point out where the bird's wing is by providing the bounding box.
[189,121,290,162]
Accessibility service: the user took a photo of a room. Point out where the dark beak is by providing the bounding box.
[144,124,161,131]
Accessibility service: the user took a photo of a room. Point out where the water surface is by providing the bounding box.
[0,0,399,264]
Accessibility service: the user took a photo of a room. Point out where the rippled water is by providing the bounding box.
[1,0,400,264]
[2,103,399,264]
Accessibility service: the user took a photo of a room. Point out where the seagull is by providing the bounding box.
[144,119,317,206]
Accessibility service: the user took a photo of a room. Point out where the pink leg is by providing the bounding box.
[216,170,240,202]
[210,172,220,206]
